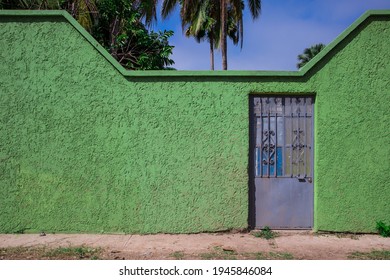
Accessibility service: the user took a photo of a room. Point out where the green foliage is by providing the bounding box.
[199,246,238,260]
[376,221,390,237]
[45,246,101,259]
[0,246,102,259]
[297,43,326,69]
[1,0,175,70]
[348,250,390,260]
[169,251,185,259]
[267,252,294,260]
[93,0,174,70]
[252,226,278,240]
[0,0,63,9]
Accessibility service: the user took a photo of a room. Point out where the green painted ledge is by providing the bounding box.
[1,9,390,77]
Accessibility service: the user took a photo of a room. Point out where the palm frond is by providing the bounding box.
[161,0,179,19]
[247,0,261,19]
[139,0,157,26]
[297,43,326,69]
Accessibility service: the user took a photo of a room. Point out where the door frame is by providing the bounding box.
[248,94,315,229]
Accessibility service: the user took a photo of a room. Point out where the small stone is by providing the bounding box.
[222,246,235,252]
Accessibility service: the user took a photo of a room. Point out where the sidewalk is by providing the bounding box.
[1,231,389,259]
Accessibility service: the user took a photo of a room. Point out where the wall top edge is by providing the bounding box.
[1,9,389,78]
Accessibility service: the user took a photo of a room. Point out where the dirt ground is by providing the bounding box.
[1,231,390,260]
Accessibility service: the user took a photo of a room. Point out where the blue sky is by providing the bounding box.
[152,0,390,70]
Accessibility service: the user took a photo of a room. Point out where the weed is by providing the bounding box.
[314,231,360,239]
[252,226,278,240]
[348,250,390,260]
[13,228,29,234]
[199,246,237,260]
[267,240,278,248]
[252,252,265,259]
[0,246,41,259]
[169,251,185,260]
[268,252,294,260]
[376,221,390,237]
[1,246,101,260]
[335,233,359,240]
[249,251,294,260]
[45,246,101,260]
[199,252,217,260]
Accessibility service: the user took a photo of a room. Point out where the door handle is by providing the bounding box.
[297,177,312,183]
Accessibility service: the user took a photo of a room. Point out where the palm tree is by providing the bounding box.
[297,43,326,69]
[182,0,240,70]
[137,0,158,26]
[184,14,218,70]
[162,0,261,70]
[220,0,261,70]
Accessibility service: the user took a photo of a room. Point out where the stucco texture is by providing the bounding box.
[0,11,389,233]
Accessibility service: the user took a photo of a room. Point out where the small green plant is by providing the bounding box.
[251,251,294,260]
[348,250,390,260]
[12,228,30,234]
[335,233,359,240]
[0,246,102,260]
[268,252,294,260]
[376,221,390,237]
[45,246,101,259]
[252,226,278,240]
[169,251,185,260]
[199,246,237,260]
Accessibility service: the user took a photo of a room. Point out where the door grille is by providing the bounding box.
[254,96,314,178]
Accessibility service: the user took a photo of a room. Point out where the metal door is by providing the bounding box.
[252,96,314,229]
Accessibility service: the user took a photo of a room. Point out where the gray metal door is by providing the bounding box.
[252,96,314,229]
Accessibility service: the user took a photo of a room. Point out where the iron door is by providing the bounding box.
[252,96,314,229]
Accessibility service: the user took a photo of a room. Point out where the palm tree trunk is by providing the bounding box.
[210,38,215,70]
[220,0,228,70]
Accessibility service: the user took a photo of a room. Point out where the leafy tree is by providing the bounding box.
[62,0,98,32]
[0,0,175,70]
[1,0,98,32]
[297,43,326,69]
[93,0,174,70]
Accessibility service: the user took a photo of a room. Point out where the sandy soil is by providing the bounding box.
[1,231,389,260]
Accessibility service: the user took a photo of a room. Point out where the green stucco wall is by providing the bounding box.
[0,11,389,233]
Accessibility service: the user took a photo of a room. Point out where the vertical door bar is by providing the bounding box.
[259,98,263,177]
[255,116,258,177]
[255,98,260,177]
[310,97,314,178]
[259,114,263,178]
[290,98,293,177]
[275,108,278,178]
[303,98,307,177]
[297,99,301,177]
[282,98,286,177]
[267,108,271,178]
